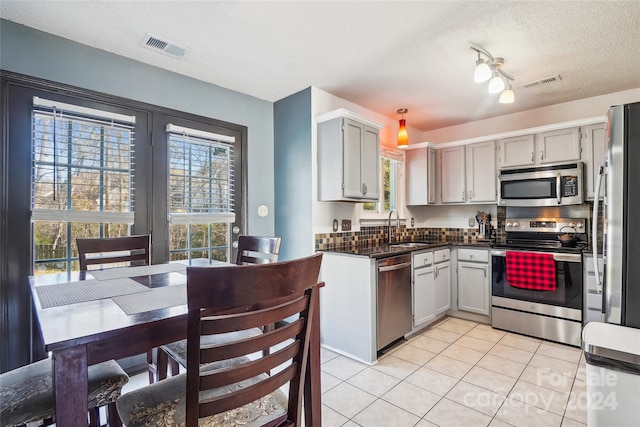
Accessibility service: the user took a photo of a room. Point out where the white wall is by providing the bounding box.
[421,89,640,144]
[310,87,421,234]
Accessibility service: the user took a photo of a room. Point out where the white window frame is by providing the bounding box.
[361,147,404,218]
[31,97,136,273]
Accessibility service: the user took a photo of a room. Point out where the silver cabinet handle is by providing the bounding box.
[531,152,534,162]
[362,183,367,195]
[461,191,465,201]
[469,190,474,200]
[540,150,544,161]
[484,266,487,278]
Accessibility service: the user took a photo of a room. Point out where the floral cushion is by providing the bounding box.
[160,328,263,367]
[0,358,129,427]
[116,357,288,427]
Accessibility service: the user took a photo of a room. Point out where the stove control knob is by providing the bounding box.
[512,222,519,227]
[506,222,512,227]
[576,222,584,229]
[569,222,576,228]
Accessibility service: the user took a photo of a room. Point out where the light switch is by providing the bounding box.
[257,204,269,217]
[341,219,351,231]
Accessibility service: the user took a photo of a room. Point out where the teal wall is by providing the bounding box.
[274,88,313,260]
[0,19,275,236]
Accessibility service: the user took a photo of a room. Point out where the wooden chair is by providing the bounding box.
[158,235,282,379]
[76,235,159,386]
[116,253,323,427]
[235,235,282,265]
[0,358,128,427]
[76,235,150,271]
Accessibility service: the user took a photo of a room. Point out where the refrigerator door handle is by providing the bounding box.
[593,165,604,293]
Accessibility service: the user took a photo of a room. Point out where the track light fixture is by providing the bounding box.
[470,44,515,103]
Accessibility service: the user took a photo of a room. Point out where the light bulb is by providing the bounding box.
[474,60,492,83]
[499,84,515,103]
[488,72,505,94]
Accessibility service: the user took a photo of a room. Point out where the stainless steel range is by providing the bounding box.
[491,217,587,347]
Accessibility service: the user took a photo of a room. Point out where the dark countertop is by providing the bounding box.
[319,241,494,259]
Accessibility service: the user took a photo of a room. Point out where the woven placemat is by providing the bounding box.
[90,263,187,281]
[112,285,187,315]
[36,278,151,309]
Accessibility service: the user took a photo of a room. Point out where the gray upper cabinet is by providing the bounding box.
[498,128,581,169]
[317,112,382,201]
[406,146,437,205]
[440,146,466,203]
[466,141,496,203]
[497,135,535,168]
[536,127,581,164]
[582,123,606,200]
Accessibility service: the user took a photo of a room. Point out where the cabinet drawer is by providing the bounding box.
[434,249,450,263]
[457,248,489,263]
[413,251,433,267]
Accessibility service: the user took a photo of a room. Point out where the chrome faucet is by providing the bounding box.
[388,209,400,244]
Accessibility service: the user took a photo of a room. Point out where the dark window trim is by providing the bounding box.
[0,70,248,372]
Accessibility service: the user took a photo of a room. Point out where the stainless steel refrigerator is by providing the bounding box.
[593,102,640,328]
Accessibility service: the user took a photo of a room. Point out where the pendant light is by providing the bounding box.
[397,108,409,148]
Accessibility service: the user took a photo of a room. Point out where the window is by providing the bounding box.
[363,153,402,213]
[167,125,235,262]
[31,98,135,273]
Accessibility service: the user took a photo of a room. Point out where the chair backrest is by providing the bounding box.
[235,235,282,265]
[184,253,323,427]
[76,235,150,271]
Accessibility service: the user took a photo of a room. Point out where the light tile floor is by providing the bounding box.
[320,316,587,427]
[121,316,588,427]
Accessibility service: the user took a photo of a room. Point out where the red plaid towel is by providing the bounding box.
[506,251,556,291]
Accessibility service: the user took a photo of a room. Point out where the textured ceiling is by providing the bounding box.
[2,1,640,131]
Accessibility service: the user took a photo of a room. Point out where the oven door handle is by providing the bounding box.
[491,249,581,263]
[556,173,562,205]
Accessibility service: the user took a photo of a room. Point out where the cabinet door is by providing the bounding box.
[405,147,428,205]
[342,119,365,198]
[583,123,606,200]
[361,125,380,200]
[413,266,436,327]
[427,148,437,204]
[467,141,496,203]
[435,262,451,315]
[458,262,490,315]
[405,147,436,205]
[537,127,581,164]
[497,135,535,168]
[440,147,466,203]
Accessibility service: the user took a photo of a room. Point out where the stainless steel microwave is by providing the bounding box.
[498,162,584,206]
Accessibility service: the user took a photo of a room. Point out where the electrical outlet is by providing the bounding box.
[341,219,351,231]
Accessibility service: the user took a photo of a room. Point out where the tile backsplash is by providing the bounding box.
[315,225,495,251]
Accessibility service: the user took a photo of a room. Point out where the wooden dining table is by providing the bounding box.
[29,261,322,427]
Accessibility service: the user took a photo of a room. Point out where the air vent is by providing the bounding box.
[521,74,562,89]
[139,33,189,59]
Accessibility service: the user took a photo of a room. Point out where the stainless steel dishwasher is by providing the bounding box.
[377,253,412,350]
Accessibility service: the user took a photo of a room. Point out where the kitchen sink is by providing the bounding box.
[389,242,431,249]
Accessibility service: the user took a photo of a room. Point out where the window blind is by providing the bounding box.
[167,124,235,224]
[31,98,135,224]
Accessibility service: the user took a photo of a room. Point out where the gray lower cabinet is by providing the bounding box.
[457,248,490,316]
[413,250,435,328]
[434,250,451,315]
